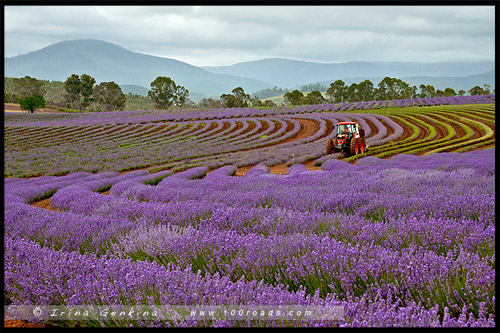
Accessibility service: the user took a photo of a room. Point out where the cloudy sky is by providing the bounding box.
[4,5,495,66]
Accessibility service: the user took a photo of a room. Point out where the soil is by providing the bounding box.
[364,117,379,139]
[399,115,430,141]
[4,103,65,114]
[31,198,57,211]
[4,319,47,328]
[276,118,320,145]
[389,117,412,142]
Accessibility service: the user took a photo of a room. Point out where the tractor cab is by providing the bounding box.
[336,123,358,138]
[326,121,366,156]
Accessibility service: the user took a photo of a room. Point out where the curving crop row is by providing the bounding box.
[4,149,495,327]
[4,102,495,177]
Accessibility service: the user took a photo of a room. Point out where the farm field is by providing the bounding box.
[4,95,496,328]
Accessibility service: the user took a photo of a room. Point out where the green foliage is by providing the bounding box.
[93,81,126,112]
[376,77,415,100]
[18,94,46,113]
[284,90,304,105]
[12,76,46,99]
[252,86,288,100]
[148,76,190,109]
[300,82,327,92]
[419,84,436,98]
[468,84,492,96]
[64,74,96,112]
[326,80,347,102]
[220,87,251,108]
[124,93,155,111]
[302,90,326,105]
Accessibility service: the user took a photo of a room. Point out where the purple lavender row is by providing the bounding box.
[4,171,105,204]
[109,170,174,197]
[239,119,289,147]
[193,120,238,144]
[158,166,208,185]
[49,170,151,211]
[204,165,238,180]
[7,237,494,327]
[5,125,89,145]
[6,95,494,128]
[263,118,302,146]
[209,119,260,146]
[366,114,404,146]
[4,150,494,321]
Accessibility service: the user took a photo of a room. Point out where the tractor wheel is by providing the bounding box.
[359,137,365,154]
[326,138,334,155]
[349,138,357,156]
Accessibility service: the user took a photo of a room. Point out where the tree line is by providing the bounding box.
[4,75,190,113]
[4,75,495,113]
[283,77,494,106]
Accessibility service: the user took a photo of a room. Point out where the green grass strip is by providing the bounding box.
[454,139,495,152]
[344,113,441,162]
[386,113,455,155]
[423,115,494,155]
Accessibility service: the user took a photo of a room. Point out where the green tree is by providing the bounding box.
[444,88,457,96]
[302,90,326,105]
[262,99,276,107]
[64,74,96,112]
[232,87,251,107]
[326,80,347,102]
[220,94,237,108]
[284,90,304,105]
[220,87,251,108]
[249,96,262,107]
[346,83,359,102]
[458,90,466,96]
[19,94,46,113]
[468,86,485,96]
[173,85,189,107]
[198,98,224,108]
[483,84,492,95]
[418,84,436,98]
[356,80,375,101]
[13,76,46,99]
[148,76,189,109]
[93,81,126,112]
[376,77,412,100]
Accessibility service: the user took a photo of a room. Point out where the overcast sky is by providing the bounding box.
[4,5,495,66]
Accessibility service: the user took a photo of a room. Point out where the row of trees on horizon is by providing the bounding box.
[4,75,495,113]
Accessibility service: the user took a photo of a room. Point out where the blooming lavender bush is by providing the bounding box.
[4,149,495,327]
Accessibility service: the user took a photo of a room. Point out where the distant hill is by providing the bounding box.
[4,39,273,97]
[203,58,495,89]
[313,71,495,93]
[120,85,149,96]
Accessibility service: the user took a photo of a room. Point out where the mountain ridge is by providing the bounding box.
[4,39,273,97]
[5,39,495,97]
[203,58,495,88]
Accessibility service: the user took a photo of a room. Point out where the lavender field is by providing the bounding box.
[4,95,496,178]
[4,147,495,327]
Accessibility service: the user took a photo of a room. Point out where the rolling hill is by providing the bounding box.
[4,39,273,97]
[203,58,495,89]
[312,71,495,93]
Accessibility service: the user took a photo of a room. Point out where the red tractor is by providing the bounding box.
[326,121,366,156]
